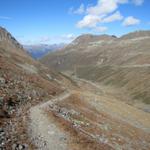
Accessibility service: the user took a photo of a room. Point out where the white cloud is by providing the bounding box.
[74,4,85,14]
[77,15,101,28]
[93,26,108,32]
[0,16,12,20]
[61,34,76,40]
[102,11,123,23]
[123,16,140,26]
[76,0,128,32]
[117,0,129,3]
[39,36,51,43]
[69,4,85,15]
[87,0,128,16]
[132,0,144,5]
[76,11,123,29]
[73,0,143,32]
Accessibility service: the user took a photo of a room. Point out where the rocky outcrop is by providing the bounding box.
[0,27,23,49]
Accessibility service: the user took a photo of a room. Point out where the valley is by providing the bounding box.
[41,32,150,111]
[0,27,150,150]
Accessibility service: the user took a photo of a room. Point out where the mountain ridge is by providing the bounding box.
[0,27,23,49]
[40,30,150,109]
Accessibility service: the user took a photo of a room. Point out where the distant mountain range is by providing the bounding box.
[24,43,66,59]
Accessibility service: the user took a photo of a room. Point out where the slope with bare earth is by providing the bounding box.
[0,26,72,149]
[40,30,150,109]
[28,77,150,150]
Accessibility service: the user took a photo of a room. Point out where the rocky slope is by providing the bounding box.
[0,26,71,149]
[28,77,150,150]
[40,30,150,109]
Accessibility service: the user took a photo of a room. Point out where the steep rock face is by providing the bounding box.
[40,30,150,106]
[0,27,23,49]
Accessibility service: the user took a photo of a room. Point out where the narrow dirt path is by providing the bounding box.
[28,92,71,150]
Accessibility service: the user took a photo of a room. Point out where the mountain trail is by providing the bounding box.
[28,92,71,150]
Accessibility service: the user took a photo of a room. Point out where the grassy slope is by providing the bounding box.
[40,31,150,106]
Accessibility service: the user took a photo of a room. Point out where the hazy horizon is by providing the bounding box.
[0,0,150,45]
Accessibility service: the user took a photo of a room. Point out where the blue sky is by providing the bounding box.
[0,0,150,44]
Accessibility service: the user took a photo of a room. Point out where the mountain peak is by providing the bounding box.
[0,26,23,49]
[72,34,117,45]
